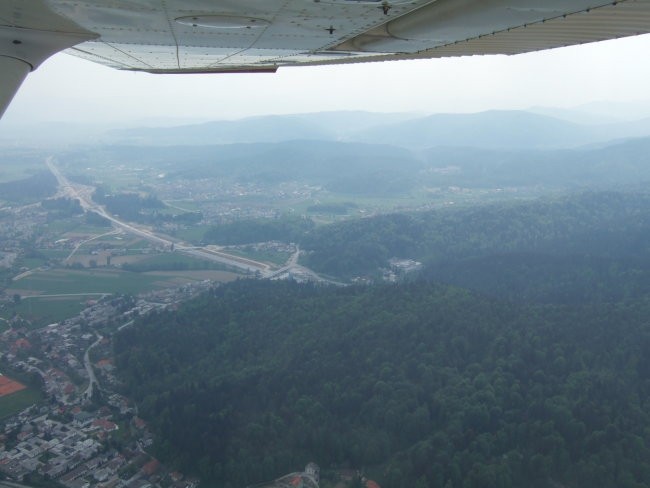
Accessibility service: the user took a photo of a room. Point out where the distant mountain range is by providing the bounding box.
[6,102,650,149]
[422,136,650,188]
[106,109,650,150]
[52,106,650,197]
[108,111,418,146]
[356,110,650,149]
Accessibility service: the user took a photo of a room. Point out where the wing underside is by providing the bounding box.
[4,0,650,73]
[1,0,650,115]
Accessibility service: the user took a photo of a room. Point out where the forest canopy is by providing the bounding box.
[115,278,650,488]
[301,191,650,280]
[113,190,650,488]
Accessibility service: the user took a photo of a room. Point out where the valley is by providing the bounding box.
[2,108,650,488]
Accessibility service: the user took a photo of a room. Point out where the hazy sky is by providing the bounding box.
[4,32,650,126]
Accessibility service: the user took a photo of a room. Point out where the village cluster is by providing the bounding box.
[0,281,215,488]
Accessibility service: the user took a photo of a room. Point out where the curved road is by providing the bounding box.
[83,334,103,402]
[65,229,122,263]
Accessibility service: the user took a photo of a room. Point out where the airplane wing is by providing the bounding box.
[2,0,650,117]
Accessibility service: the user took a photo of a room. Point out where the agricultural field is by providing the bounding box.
[142,270,239,282]
[0,375,42,419]
[173,225,212,244]
[3,263,240,328]
[117,252,236,271]
[42,219,87,235]
[8,268,156,295]
[7,267,235,296]
[39,250,72,259]
[3,296,93,329]
[225,247,291,266]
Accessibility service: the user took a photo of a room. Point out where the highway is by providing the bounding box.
[45,157,272,275]
[45,157,337,284]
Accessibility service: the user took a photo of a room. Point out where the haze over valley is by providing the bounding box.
[2,104,650,488]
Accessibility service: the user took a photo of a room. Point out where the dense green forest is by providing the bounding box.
[426,253,650,304]
[0,171,57,203]
[301,191,650,280]
[113,190,650,488]
[114,280,650,488]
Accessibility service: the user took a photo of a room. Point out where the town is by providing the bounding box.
[0,282,212,488]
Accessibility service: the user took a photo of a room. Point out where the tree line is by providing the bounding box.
[301,191,650,280]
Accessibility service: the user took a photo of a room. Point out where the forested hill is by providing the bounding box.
[0,171,57,203]
[113,190,650,488]
[114,279,650,488]
[107,110,650,149]
[63,133,650,195]
[301,191,650,286]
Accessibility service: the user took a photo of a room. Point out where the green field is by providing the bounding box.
[174,225,212,244]
[0,387,43,419]
[7,296,91,329]
[42,219,86,235]
[16,250,70,270]
[21,257,49,268]
[225,247,290,266]
[9,268,165,295]
[4,264,240,327]
[113,238,152,251]
[124,252,226,270]
[39,249,73,259]
[5,264,240,301]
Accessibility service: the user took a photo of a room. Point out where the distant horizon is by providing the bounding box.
[4,103,650,152]
[0,98,650,132]
[2,32,650,127]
